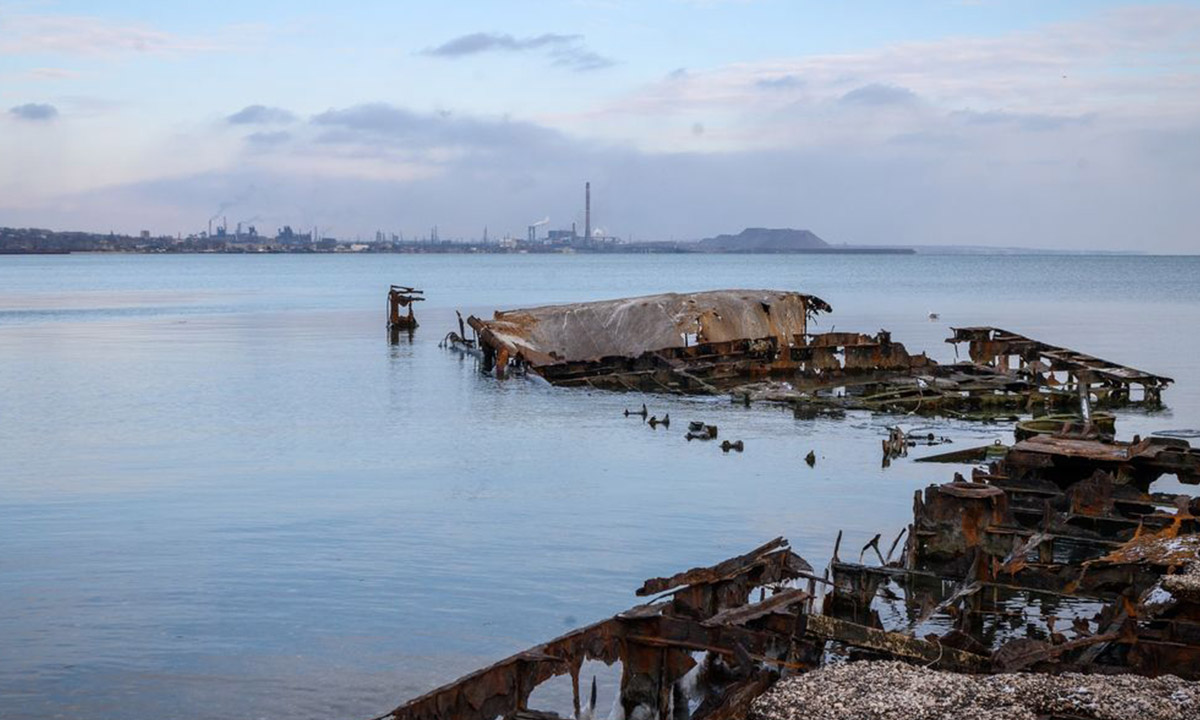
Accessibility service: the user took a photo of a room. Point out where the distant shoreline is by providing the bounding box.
[2,226,1161,256]
[0,247,917,256]
[0,248,1180,257]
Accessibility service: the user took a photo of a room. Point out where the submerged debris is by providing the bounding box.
[385,294,1196,719]
[751,661,1200,720]
[462,291,1172,420]
[386,285,424,333]
[686,422,718,441]
[376,421,1200,719]
[1155,429,1200,439]
[1015,412,1115,441]
[381,538,821,720]
[882,427,908,466]
[829,430,1200,680]
[884,427,953,467]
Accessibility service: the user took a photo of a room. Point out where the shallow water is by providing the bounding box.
[1,253,1198,719]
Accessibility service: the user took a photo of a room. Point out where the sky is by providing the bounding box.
[1,0,1199,251]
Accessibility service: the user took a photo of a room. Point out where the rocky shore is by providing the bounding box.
[751,661,1200,720]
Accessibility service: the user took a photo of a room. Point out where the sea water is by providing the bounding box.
[1,253,1198,718]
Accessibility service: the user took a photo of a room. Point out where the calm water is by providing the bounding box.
[1,253,1198,719]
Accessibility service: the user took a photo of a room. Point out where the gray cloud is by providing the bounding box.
[887,131,966,149]
[245,131,292,147]
[423,32,614,71]
[11,101,1199,253]
[9,103,58,121]
[310,103,563,152]
[425,32,577,56]
[756,75,803,90]
[227,105,296,125]
[951,109,1096,132]
[550,47,614,72]
[840,83,918,106]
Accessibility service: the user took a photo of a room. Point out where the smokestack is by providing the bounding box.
[584,182,591,244]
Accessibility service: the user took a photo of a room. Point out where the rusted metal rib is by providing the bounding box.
[636,537,794,596]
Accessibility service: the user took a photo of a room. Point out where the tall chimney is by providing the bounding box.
[584,181,591,243]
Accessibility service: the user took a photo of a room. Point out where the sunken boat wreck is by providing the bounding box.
[461,290,1170,416]
[379,288,1199,720]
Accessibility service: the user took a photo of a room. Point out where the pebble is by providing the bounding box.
[750,661,1200,720]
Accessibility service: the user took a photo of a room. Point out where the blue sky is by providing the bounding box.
[2,0,1199,250]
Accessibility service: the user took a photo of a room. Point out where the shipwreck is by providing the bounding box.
[458,289,1171,416]
[381,287,1197,720]
[373,429,1200,720]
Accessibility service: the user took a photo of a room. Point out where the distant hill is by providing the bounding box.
[698,227,830,253]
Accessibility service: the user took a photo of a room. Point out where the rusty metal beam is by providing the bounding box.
[804,614,991,672]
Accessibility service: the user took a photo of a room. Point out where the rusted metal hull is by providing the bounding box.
[386,297,1194,718]
[383,538,826,720]
[377,430,1200,719]
[825,432,1200,681]
[463,293,1172,417]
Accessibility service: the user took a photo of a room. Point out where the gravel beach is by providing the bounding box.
[751,661,1200,720]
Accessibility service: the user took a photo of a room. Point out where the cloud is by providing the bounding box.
[423,32,614,71]
[245,131,292,147]
[582,4,1200,151]
[28,67,78,80]
[840,83,918,106]
[0,13,211,56]
[756,74,803,90]
[9,103,58,121]
[14,96,1195,253]
[550,47,614,72]
[227,105,297,125]
[5,5,1200,252]
[310,102,564,152]
[425,32,578,56]
[951,109,1095,132]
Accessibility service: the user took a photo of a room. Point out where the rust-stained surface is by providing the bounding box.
[375,433,1200,720]
[381,538,824,720]
[465,290,959,394]
[635,536,809,597]
[387,285,425,332]
[380,299,1197,718]
[826,429,1200,681]
[948,326,1173,401]
[470,290,829,367]
[458,292,1172,418]
[1007,434,1200,487]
